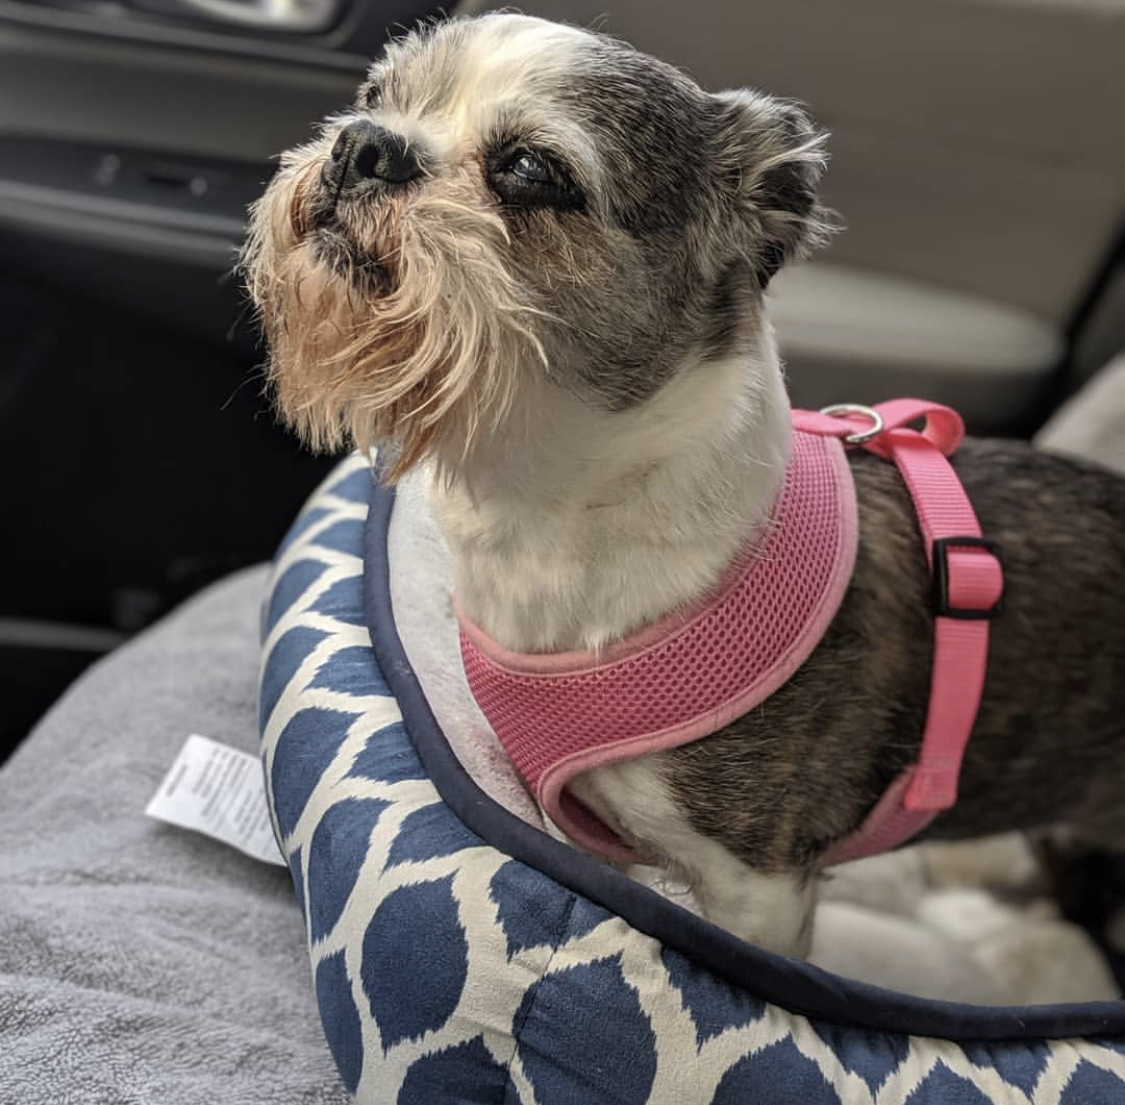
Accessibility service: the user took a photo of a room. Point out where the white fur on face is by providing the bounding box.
[370,16,603,192]
[243,16,622,476]
[244,12,823,482]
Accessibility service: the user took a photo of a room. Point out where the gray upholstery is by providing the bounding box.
[769,262,1064,429]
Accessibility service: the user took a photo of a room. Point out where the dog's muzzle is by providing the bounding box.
[321,120,421,200]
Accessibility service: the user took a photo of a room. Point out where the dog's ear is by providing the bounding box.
[711,90,834,288]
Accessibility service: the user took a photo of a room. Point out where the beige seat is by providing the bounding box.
[769,263,1064,430]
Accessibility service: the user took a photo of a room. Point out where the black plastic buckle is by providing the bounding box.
[932,536,1004,620]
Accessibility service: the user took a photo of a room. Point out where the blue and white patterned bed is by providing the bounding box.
[259,455,1125,1105]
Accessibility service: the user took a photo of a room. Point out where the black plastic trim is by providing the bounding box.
[0,138,270,268]
[1064,222,1125,353]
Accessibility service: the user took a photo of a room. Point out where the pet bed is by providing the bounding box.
[260,442,1125,1105]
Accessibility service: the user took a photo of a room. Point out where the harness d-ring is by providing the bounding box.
[818,403,885,446]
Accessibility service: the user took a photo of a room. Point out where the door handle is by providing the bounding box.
[163,0,342,32]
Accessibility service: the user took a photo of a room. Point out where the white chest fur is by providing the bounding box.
[429,348,791,653]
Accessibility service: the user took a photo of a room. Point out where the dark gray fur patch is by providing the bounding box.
[526,40,827,405]
[743,102,826,287]
[486,46,738,408]
[664,442,1125,876]
[700,261,760,363]
[556,45,716,238]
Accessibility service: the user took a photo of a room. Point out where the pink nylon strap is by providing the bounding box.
[794,401,1005,864]
[460,399,1003,868]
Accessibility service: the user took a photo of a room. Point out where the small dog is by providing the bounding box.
[244,13,1125,956]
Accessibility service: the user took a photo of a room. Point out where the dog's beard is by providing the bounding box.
[243,149,548,481]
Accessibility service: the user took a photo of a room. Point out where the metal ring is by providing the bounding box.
[818,403,885,445]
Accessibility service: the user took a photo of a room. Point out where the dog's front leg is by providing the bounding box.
[570,759,818,957]
[680,833,819,957]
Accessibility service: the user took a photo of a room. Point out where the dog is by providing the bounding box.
[243,13,1125,957]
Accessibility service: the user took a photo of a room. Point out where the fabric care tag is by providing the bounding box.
[145,734,286,866]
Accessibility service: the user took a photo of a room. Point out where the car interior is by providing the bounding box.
[2,0,1122,758]
[1,0,1123,1099]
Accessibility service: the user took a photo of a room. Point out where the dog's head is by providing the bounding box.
[243,14,831,478]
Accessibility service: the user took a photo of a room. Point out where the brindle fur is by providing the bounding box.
[667,440,1125,876]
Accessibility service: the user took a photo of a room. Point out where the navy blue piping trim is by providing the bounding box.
[363,480,1125,1042]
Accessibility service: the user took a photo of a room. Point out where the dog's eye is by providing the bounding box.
[511,152,553,184]
[489,147,584,212]
[364,84,382,108]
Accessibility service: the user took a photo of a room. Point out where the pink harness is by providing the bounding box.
[459,400,1005,866]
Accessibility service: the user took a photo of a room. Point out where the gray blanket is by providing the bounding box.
[0,566,348,1105]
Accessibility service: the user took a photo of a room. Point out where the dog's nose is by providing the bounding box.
[324,120,421,194]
